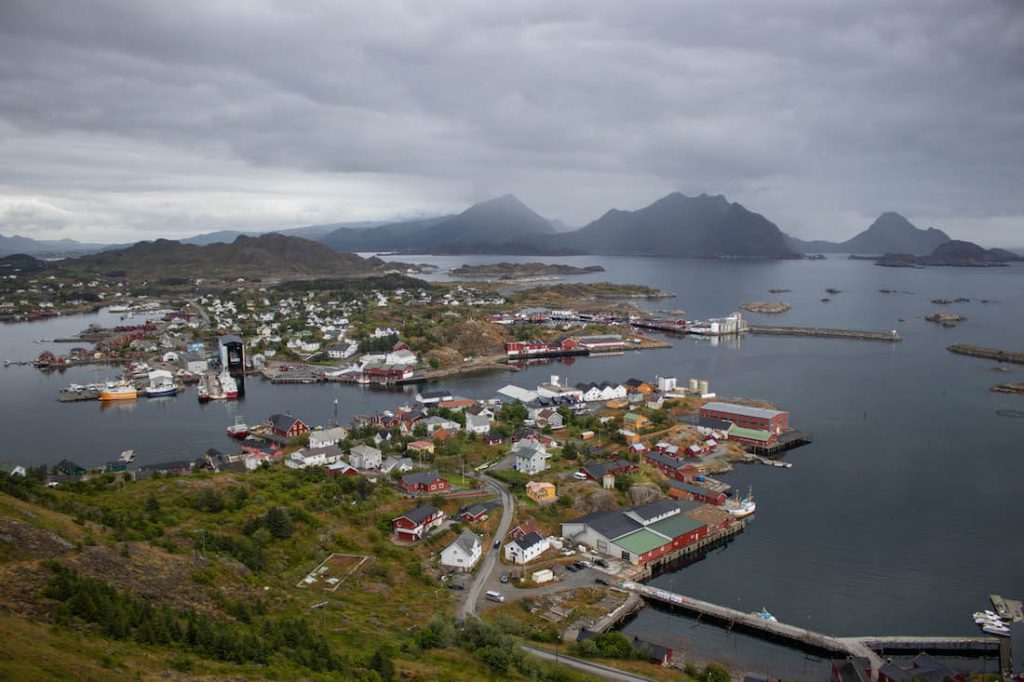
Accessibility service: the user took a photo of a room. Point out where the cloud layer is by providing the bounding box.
[1,0,1022,244]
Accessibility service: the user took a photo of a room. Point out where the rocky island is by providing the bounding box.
[925,312,967,326]
[877,240,1023,268]
[740,301,791,314]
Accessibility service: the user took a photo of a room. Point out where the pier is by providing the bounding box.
[749,326,902,342]
[948,344,1024,365]
[622,583,1007,678]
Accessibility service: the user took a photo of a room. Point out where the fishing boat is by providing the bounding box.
[197,377,211,403]
[227,416,249,439]
[99,381,137,401]
[144,369,177,397]
[219,371,238,400]
[752,607,778,623]
[724,486,756,518]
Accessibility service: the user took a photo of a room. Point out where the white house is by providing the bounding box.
[513,440,549,475]
[380,456,415,475]
[504,531,550,564]
[309,426,348,449]
[349,444,383,470]
[385,348,418,365]
[0,462,26,477]
[424,416,460,434]
[285,445,343,469]
[465,412,492,435]
[183,352,208,374]
[328,340,359,360]
[440,531,482,572]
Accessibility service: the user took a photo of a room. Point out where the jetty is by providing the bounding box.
[623,583,1009,678]
[948,344,1024,365]
[749,326,902,342]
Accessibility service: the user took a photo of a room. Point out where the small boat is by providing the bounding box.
[982,623,1010,637]
[197,380,211,403]
[724,487,756,518]
[144,369,177,397]
[752,607,778,623]
[119,449,135,463]
[99,381,137,401]
[227,417,249,439]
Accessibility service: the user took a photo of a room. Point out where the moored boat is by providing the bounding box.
[752,607,778,622]
[145,369,177,397]
[99,381,137,401]
[227,416,249,439]
[220,371,238,400]
[724,486,756,518]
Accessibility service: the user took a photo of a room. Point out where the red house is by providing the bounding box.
[269,413,310,438]
[398,470,450,495]
[699,402,789,435]
[392,503,446,541]
[644,452,698,482]
[667,479,728,505]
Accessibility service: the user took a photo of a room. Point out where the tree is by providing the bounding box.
[704,663,731,682]
[562,441,578,460]
[145,494,161,515]
[265,507,293,540]
[370,647,396,681]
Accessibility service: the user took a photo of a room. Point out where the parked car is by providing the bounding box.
[500,571,509,584]
[447,583,465,591]
[594,577,609,586]
[493,539,500,549]
[565,564,579,573]
[594,558,609,568]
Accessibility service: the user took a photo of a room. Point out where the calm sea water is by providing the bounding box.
[2,255,1022,673]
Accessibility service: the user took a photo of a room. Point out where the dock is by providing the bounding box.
[948,344,1024,365]
[623,583,1007,678]
[749,326,902,342]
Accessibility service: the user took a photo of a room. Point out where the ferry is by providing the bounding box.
[99,381,137,401]
[724,487,756,518]
[227,416,249,439]
[752,607,778,623]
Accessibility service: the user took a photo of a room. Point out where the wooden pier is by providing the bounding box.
[622,583,1007,678]
[749,326,901,342]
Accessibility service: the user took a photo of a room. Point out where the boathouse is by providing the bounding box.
[699,402,789,434]
[269,413,310,438]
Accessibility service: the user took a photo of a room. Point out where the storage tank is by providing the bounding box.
[689,378,699,391]
[699,379,710,395]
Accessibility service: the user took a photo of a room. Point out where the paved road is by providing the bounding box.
[459,473,514,619]
[519,644,656,682]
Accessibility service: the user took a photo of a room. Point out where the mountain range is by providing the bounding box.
[786,212,950,255]
[7,193,1017,261]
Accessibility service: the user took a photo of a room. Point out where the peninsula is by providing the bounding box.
[449,262,605,278]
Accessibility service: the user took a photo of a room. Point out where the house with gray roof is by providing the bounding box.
[440,530,482,571]
[348,443,382,470]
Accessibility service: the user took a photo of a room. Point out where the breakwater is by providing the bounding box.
[948,344,1024,365]
[749,326,902,342]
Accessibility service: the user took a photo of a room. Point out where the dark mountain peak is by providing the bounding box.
[930,239,987,258]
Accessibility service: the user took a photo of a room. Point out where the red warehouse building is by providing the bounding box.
[699,402,789,434]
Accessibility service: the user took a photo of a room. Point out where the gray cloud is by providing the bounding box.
[0,0,1022,244]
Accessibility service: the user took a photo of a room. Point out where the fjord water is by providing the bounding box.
[2,256,1022,667]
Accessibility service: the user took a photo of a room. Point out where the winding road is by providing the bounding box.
[459,473,514,620]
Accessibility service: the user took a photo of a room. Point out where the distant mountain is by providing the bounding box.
[51,233,394,279]
[0,253,47,273]
[786,212,950,255]
[876,239,1024,268]
[320,195,570,254]
[556,192,796,258]
[0,234,108,257]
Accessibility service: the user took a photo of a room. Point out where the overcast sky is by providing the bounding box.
[1,1,1022,245]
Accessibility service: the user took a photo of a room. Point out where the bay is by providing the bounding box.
[2,255,1022,669]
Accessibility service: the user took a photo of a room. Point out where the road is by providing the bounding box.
[187,298,211,329]
[459,473,514,619]
[519,644,656,682]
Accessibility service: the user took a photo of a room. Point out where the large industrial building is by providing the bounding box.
[698,401,789,434]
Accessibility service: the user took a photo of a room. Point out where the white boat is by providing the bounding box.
[752,607,778,622]
[145,369,177,397]
[219,371,238,399]
[982,623,1010,637]
[724,487,756,518]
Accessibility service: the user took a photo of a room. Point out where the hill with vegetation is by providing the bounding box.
[0,468,602,681]
[50,233,400,281]
[876,239,1024,267]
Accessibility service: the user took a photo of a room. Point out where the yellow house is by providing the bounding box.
[623,412,649,431]
[526,481,557,504]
